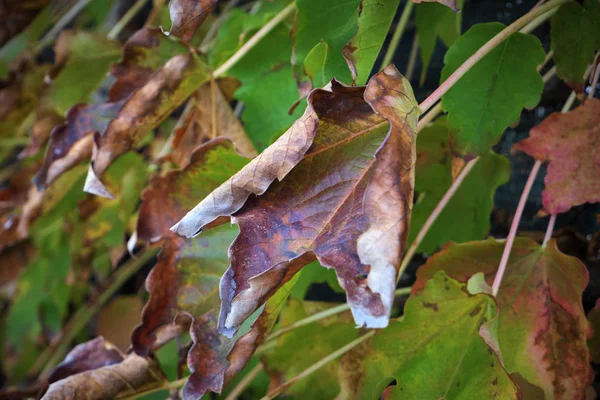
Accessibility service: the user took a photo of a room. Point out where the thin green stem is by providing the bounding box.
[381,1,414,69]
[35,0,95,53]
[107,0,150,40]
[213,2,295,77]
[416,102,443,132]
[260,331,376,400]
[224,363,264,400]
[36,249,159,379]
[418,0,570,113]
[121,376,189,400]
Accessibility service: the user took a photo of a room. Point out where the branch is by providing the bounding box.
[380,1,414,69]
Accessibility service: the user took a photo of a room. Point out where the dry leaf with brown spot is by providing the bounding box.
[167,0,218,42]
[173,66,419,335]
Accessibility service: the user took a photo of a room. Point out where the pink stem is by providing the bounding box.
[492,160,542,296]
[542,214,557,247]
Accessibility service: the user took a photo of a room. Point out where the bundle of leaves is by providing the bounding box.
[0,0,599,399]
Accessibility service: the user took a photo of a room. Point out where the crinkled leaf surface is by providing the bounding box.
[173,66,419,334]
[264,299,358,398]
[343,0,400,85]
[85,52,212,197]
[338,272,518,399]
[513,98,600,214]
[46,31,120,114]
[550,1,600,86]
[414,0,463,84]
[441,22,544,156]
[413,238,592,399]
[167,0,217,41]
[408,117,510,253]
[293,0,361,89]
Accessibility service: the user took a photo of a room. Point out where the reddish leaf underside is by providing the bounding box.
[173,65,419,335]
[412,237,592,400]
[513,98,600,214]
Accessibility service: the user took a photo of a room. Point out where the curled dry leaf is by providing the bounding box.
[85,53,212,197]
[167,0,218,42]
[42,352,165,400]
[173,65,419,334]
[413,238,593,400]
[410,0,459,12]
[513,98,600,214]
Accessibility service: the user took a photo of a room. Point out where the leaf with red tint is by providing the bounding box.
[85,53,212,198]
[109,27,189,102]
[0,241,34,297]
[168,81,256,168]
[136,139,249,245]
[33,101,123,190]
[47,337,125,384]
[513,98,600,214]
[412,237,592,400]
[410,0,459,11]
[167,0,218,42]
[173,66,419,334]
[588,298,600,363]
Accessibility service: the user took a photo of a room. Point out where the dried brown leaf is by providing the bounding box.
[167,0,218,42]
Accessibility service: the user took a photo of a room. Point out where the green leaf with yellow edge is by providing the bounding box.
[338,271,519,399]
[343,0,401,85]
[441,22,544,156]
[414,0,464,84]
[293,0,361,87]
[263,299,359,399]
[47,31,121,114]
[551,1,600,86]
[408,117,510,253]
[413,237,593,399]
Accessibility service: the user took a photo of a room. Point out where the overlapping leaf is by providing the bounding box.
[408,117,510,253]
[550,1,600,87]
[414,0,464,84]
[513,98,600,214]
[441,22,544,156]
[342,0,400,85]
[413,238,593,399]
[263,300,358,398]
[167,0,218,41]
[173,66,419,333]
[338,272,518,399]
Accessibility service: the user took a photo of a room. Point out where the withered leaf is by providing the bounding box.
[167,0,218,42]
[42,352,165,400]
[413,238,593,399]
[136,139,249,245]
[85,53,212,197]
[513,98,600,214]
[410,0,459,11]
[173,66,419,334]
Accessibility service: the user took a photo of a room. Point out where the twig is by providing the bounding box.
[213,3,295,77]
[260,331,376,400]
[416,102,442,132]
[224,363,264,400]
[542,65,557,83]
[107,0,150,40]
[121,376,188,400]
[35,249,159,379]
[398,158,480,282]
[588,57,600,99]
[405,33,419,82]
[35,0,95,53]
[491,160,542,296]
[381,1,415,69]
[265,287,413,343]
[418,0,569,113]
[542,214,556,247]
[537,50,554,72]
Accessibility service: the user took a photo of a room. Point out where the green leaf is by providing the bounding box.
[343,0,401,85]
[47,32,121,114]
[413,238,593,399]
[293,0,361,85]
[441,22,544,156]
[263,299,359,398]
[290,261,344,300]
[304,41,329,88]
[408,117,510,253]
[339,271,519,399]
[550,2,600,86]
[414,0,464,84]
